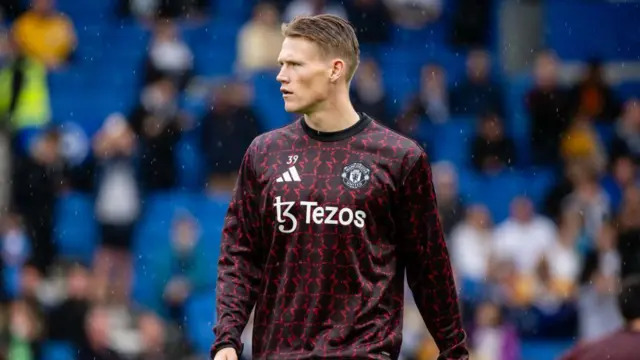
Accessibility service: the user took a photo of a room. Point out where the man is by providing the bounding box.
[212,14,468,360]
[560,276,640,360]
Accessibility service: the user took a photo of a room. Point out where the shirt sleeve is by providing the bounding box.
[396,150,469,360]
[211,142,265,358]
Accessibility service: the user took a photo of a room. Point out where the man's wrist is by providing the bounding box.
[211,343,243,359]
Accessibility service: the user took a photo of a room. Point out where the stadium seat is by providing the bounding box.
[53,192,98,264]
[40,341,76,360]
[520,340,573,360]
[595,122,616,151]
[133,191,198,259]
[185,291,217,355]
[544,0,640,61]
[431,117,477,167]
[615,80,640,101]
[176,134,206,191]
[250,71,292,130]
[464,170,528,222]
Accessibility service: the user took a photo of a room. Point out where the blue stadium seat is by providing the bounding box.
[431,117,477,167]
[544,0,640,60]
[212,0,255,20]
[133,192,195,256]
[185,291,217,355]
[522,167,557,208]
[40,341,76,360]
[56,0,115,25]
[176,133,206,191]
[615,81,640,101]
[250,71,292,130]
[520,340,573,360]
[53,192,98,264]
[465,170,528,222]
[377,47,421,113]
[191,193,230,250]
[595,122,616,151]
[505,74,534,165]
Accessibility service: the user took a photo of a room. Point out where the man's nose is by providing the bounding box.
[276,69,288,83]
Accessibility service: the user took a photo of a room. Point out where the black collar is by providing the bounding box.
[300,113,372,142]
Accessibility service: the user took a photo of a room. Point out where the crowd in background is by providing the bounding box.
[0,0,638,359]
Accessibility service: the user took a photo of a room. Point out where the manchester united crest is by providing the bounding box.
[341,162,371,189]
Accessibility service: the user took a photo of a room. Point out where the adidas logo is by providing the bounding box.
[276,166,301,182]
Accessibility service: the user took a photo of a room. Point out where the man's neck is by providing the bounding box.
[303,95,359,133]
[628,319,640,332]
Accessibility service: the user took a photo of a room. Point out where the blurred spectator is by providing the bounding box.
[0,29,51,218]
[10,128,63,273]
[561,162,610,242]
[78,306,125,359]
[401,296,428,359]
[542,210,581,299]
[48,262,91,350]
[351,58,390,125]
[119,0,209,22]
[6,299,43,359]
[136,312,193,359]
[431,161,465,236]
[1,214,30,299]
[601,155,638,212]
[137,313,166,359]
[418,63,449,123]
[560,115,606,171]
[11,0,76,69]
[505,227,579,339]
[393,104,422,141]
[400,63,449,130]
[610,98,640,164]
[0,0,24,21]
[617,186,640,279]
[568,59,620,122]
[383,0,441,29]
[344,0,390,45]
[144,19,193,90]
[526,50,570,166]
[450,205,493,301]
[543,160,597,224]
[577,221,623,341]
[240,310,254,360]
[129,78,186,192]
[237,2,283,73]
[200,80,261,191]
[18,263,43,305]
[470,302,520,360]
[451,49,503,117]
[92,114,140,303]
[492,197,558,294]
[0,30,51,139]
[449,0,491,48]
[470,113,516,173]
[146,211,213,326]
[284,0,347,22]
[561,276,640,360]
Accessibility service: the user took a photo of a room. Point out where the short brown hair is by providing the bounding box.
[282,14,360,82]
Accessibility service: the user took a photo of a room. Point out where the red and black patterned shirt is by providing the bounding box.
[212,114,468,359]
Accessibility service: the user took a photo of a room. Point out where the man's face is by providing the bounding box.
[277,37,333,114]
[32,0,53,13]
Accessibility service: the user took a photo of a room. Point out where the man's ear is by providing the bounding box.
[329,59,346,83]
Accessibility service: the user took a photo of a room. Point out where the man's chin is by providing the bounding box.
[284,103,303,113]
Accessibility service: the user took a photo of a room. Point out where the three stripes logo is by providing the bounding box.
[276,166,301,182]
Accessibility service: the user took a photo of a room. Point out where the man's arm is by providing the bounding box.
[397,149,469,360]
[211,142,264,358]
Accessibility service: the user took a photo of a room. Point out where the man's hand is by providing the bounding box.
[213,348,238,360]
